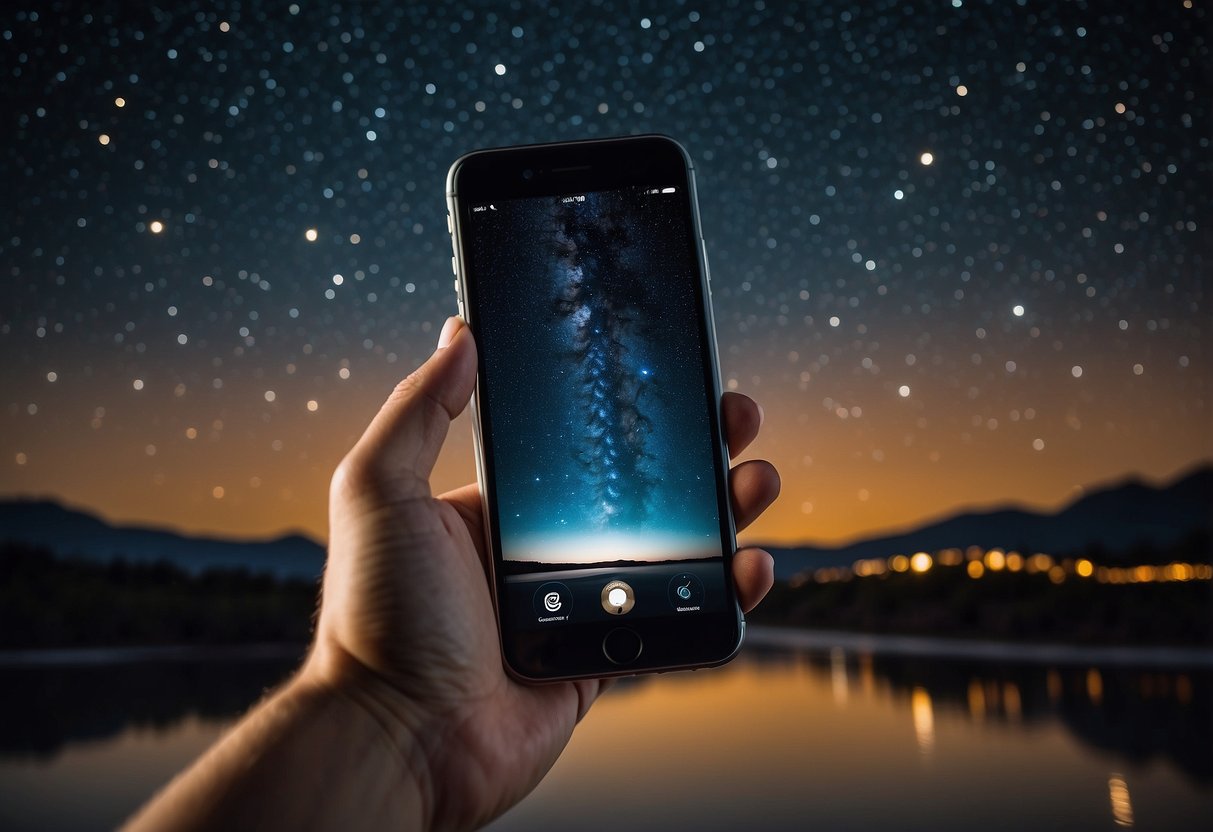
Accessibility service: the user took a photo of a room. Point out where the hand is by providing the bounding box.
[304,317,780,830]
[126,316,780,832]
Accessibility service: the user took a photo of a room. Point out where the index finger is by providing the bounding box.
[722,392,764,459]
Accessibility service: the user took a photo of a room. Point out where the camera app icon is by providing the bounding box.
[533,582,572,622]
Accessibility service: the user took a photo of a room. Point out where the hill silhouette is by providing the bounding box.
[761,464,1212,580]
[1,464,1209,584]
[0,500,324,579]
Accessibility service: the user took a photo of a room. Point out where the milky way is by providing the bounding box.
[470,188,723,564]
[1,1,1208,544]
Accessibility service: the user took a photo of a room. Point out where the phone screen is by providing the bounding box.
[465,184,733,638]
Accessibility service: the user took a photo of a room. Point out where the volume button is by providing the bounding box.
[451,255,458,276]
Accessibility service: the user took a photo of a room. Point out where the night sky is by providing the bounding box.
[471,188,723,564]
[2,1,1209,547]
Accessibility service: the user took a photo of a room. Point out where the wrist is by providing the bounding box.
[126,649,434,832]
[294,642,440,827]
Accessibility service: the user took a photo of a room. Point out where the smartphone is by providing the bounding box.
[446,135,743,682]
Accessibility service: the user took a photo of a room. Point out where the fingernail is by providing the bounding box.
[756,402,765,427]
[437,316,460,349]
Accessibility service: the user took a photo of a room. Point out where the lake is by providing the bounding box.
[0,631,1208,831]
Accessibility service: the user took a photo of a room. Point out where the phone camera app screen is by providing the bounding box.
[469,187,729,629]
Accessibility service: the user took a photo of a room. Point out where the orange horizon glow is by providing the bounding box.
[2,375,1207,549]
[3,332,1210,549]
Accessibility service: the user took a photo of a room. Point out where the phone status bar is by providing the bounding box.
[470,186,676,214]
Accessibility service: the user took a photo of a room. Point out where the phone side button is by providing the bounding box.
[602,627,643,665]
[451,255,458,276]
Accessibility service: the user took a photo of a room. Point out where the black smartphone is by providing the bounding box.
[446,135,743,682]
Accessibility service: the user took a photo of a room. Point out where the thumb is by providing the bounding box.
[347,316,477,498]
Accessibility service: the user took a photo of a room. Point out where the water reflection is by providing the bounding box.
[0,638,1209,831]
[1109,773,1135,827]
[0,649,302,760]
[741,641,1212,785]
[830,646,847,705]
[911,687,935,755]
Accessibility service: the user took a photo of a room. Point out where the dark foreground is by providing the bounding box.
[1,632,1209,831]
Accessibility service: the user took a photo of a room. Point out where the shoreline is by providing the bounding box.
[0,642,306,667]
[745,626,1213,668]
[3,628,1212,669]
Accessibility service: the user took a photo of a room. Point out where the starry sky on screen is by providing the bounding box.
[470,189,723,564]
[1,1,1208,546]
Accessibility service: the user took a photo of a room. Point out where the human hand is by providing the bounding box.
[303,316,780,829]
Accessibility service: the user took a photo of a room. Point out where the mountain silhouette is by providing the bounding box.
[761,464,1213,580]
[2,464,1209,583]
[0,500,324,579]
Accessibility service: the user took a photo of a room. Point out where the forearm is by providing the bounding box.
[124,663,430,831]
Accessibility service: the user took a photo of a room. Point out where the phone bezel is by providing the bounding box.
[447,135,744,682]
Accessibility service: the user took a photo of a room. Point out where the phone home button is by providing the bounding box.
[602,627,643,665]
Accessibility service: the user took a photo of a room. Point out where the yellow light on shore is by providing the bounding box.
[853,558,888,577]
[793,549,1209,587]
[1028,553,1054,573]
[1165,562,1192,581]
[938,548,963,566]
[149,220,164,234]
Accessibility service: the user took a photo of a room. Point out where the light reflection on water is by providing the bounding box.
[0,639,1208,831]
